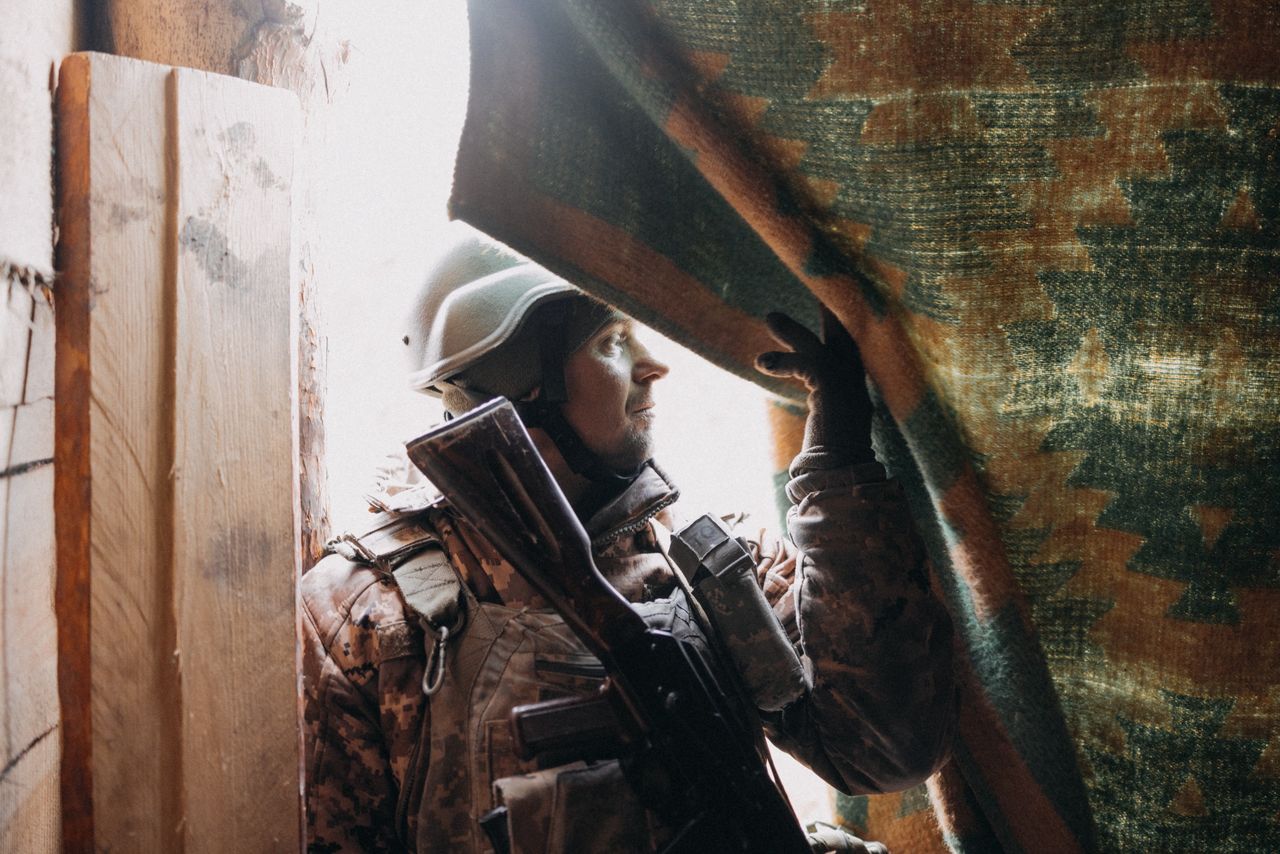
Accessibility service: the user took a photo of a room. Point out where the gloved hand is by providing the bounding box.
[755,308,877,472]
[805,820,890,854]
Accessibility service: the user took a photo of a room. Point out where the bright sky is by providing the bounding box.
[315,0,831,823]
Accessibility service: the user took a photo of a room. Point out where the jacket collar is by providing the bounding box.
[584,460,679,548]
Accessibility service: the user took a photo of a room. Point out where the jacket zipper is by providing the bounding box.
[395,691,431,845]
[591,492,679,549]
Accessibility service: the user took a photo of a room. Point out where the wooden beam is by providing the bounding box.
[170,64,301,850]
[55,52,302,853]
[109,0,333,569]
[57,52,180,853]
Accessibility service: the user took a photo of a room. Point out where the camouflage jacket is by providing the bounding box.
[301,458,955,852]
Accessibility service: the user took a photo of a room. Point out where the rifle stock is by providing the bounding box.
[405,398,645,657]
[406,399,811,854]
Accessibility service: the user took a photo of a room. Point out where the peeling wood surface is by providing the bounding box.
[55,52,303,853]
[108,0,318,80]
[1,275,59,854]
[0,4,75,851]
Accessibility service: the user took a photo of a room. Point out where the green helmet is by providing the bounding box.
[404,225,616,406]
[404,225,634,484]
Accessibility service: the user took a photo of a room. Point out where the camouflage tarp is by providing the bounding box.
[450,1,1280,851]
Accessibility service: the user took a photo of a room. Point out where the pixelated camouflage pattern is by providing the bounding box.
[301,557,429,851]
[771,463,957,795]
[692,539,809,712]
[461,592,714,854]
[301,459,953,851]
[417,596,607,851]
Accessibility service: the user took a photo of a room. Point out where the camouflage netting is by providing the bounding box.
[450,1,1280,850]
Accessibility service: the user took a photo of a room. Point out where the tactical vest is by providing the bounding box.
[358,512,717,853]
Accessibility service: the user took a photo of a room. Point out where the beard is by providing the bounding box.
[597,413,657,475]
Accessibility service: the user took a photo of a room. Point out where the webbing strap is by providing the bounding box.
[394,547,468,697]
[326,511,441,567]
[393,547,465,632]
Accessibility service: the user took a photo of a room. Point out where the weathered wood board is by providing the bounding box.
[170,63,302,851]
[0,2,75,849]
[0,0,73,275]
[56,52,302,853]
[109,0,335,566]
[0,280,59,854]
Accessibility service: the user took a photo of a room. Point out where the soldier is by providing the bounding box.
[301,226,956,852]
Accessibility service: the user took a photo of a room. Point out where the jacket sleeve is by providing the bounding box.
[756,459,957,795]
[301,570,407,853]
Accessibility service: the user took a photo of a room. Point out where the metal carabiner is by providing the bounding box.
[422,624,450,696]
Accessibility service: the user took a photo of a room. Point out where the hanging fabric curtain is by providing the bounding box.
[450,2,1280,851]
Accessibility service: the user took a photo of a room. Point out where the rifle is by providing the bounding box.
[405,398,811,854]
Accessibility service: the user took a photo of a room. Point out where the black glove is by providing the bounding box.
[755,308,877,473]
[805,821,890,854]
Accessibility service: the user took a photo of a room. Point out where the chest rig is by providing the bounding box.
[336,506,716,854]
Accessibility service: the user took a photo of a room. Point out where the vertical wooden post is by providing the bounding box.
[107,0,336,567]
[55,52,302,853]
[170,64,301,849]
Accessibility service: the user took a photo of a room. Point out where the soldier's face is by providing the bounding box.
[561,319,669,473]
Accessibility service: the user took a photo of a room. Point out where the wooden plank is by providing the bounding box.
[0,0,75,274]
[83,53,177,854]
[57,51,180,853]
[1,280,35,409]
[171,66,301,852]
[3,438,57,766]
[56,52,303,852]
[0,723,59,854]
[109,0,333,569]
[5,397,56,731]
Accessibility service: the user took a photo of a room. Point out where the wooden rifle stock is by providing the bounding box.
[405,398,646,659]
[406,399,811,854]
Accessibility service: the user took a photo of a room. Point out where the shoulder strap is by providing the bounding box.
[327,509,440,567]
[327,508,466,634]
[393,547,465,634]
[650,518,715,635]
[326,509,469,697]
[391,541,468,698]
